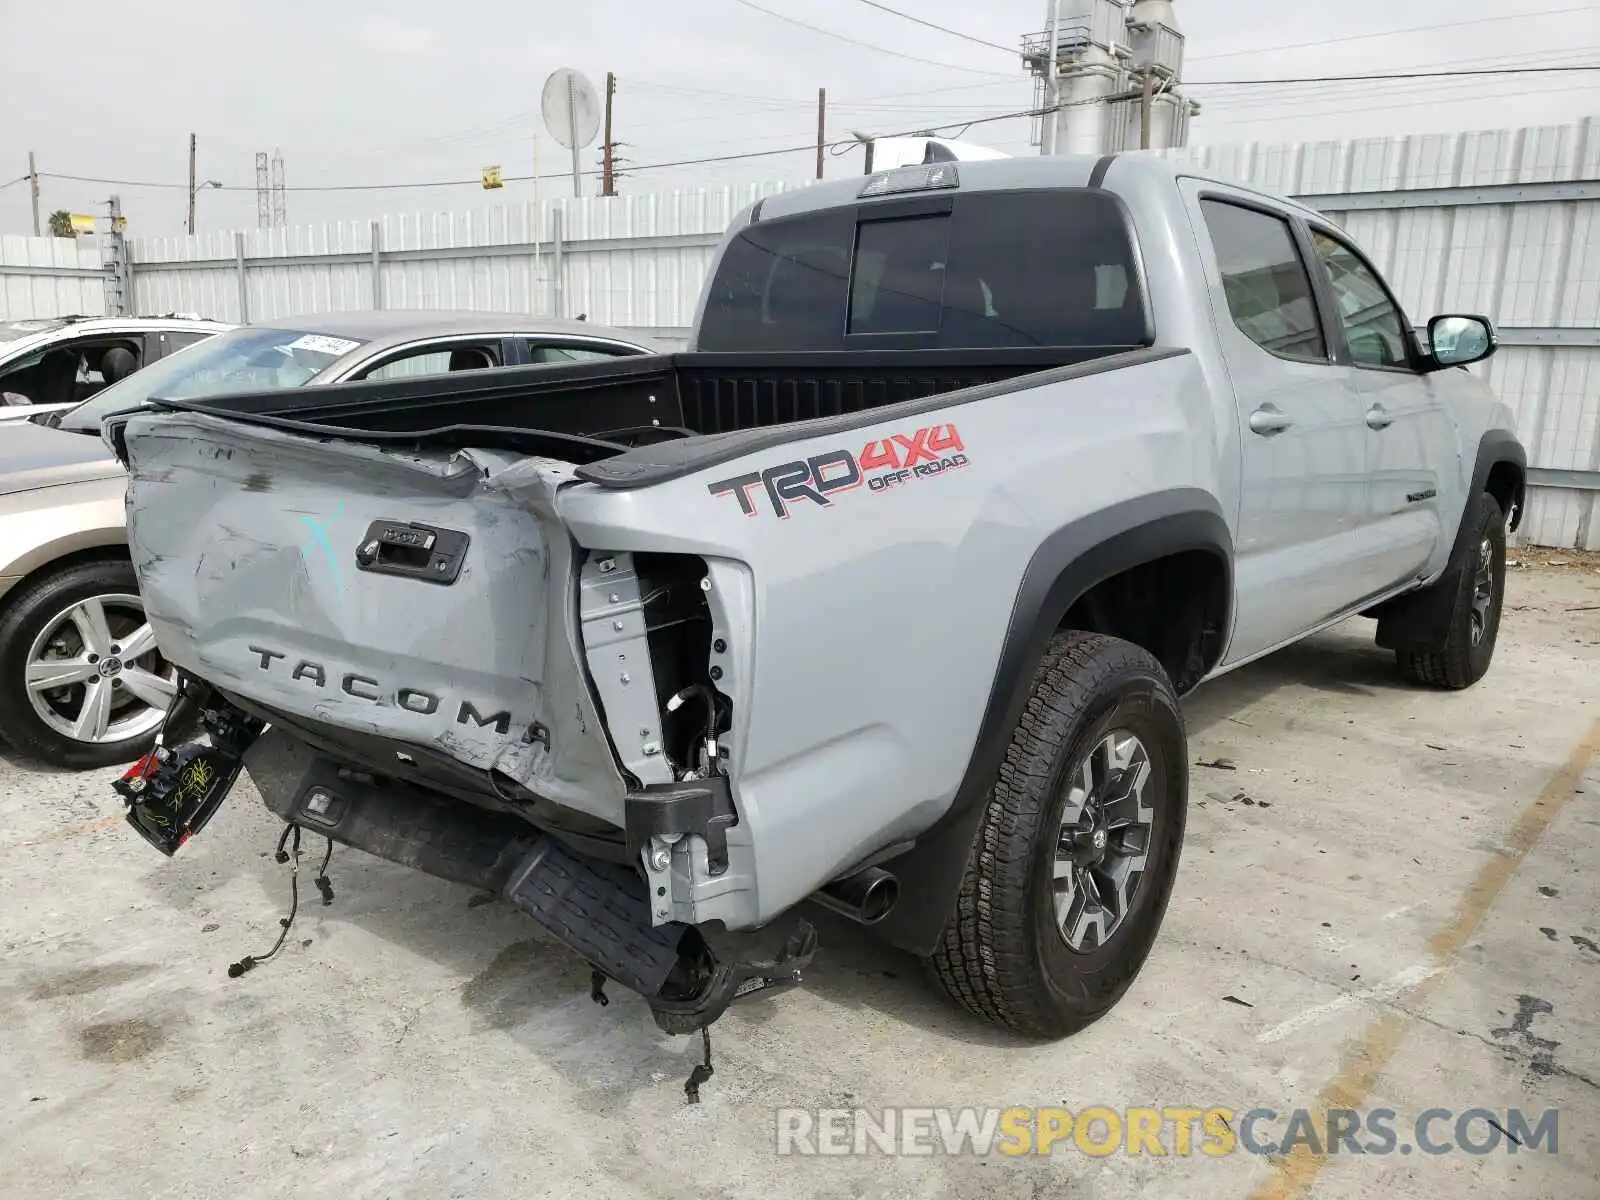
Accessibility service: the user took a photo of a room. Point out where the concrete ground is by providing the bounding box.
[2,564,1597,1200]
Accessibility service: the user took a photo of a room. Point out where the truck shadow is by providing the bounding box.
[1186,624,1415,717]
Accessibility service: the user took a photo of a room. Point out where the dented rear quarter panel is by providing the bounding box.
[555,349,1223,919]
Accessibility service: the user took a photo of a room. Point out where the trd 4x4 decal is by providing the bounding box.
[708,423,969,519]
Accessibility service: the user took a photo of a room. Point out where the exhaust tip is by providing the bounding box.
[813,866,900,926]
[858,874,899,924]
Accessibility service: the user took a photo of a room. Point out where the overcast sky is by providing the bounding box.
[0,0,1594,238]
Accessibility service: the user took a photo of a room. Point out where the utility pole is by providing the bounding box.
[255,153,271,229]
[816,88,827,180]
[27,151,40,236]
[186,133,197,235]
[103,196,132,316]
[567,74,582,199]
[602,71,617,197]
[270,150,286,226]
[1042,1,1062,155]
[1139,73,1154,150]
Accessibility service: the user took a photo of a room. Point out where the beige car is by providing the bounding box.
[0,310,656,768]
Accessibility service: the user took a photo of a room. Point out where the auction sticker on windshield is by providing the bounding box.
[287,333,362,357]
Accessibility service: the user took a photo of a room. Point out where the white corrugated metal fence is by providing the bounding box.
[0,235,106,321]
[3,116,1596,546]
[128,182,793,349]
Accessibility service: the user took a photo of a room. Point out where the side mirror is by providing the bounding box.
[1427,314,1497,370]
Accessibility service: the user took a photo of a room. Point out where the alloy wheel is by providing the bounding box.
[1470,535,1495,646]
[24,593,176,745]
[1052,729,1156,953]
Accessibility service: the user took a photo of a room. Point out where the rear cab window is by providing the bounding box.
[698,190,1148,352]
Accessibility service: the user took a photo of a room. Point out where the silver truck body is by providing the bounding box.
[117,154,1523,954]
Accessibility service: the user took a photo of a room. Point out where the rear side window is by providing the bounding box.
[698,190,1146,351]
[527,343,640,364]
[1200,200,1326,361]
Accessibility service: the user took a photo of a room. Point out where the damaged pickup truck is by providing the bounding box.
[107,155,1525,1056]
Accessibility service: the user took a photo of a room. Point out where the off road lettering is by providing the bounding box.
[707,425,965,518]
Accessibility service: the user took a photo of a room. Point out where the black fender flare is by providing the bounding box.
[1373,430,1526,649]
[1453,430,1527,550]
[872,488,1233,956]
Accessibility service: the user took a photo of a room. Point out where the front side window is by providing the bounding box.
[698,190,1147,352]
[1200,199,1326,361]
[1310,230,1410,368]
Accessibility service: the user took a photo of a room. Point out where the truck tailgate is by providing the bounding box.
[119,408,628,825]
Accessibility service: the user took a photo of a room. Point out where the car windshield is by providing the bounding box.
[55,325,367,434]
[0,318,67,344]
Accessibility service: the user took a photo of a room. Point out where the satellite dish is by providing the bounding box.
[542,69,602,150]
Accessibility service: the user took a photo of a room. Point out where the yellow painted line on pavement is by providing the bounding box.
[1247,718,1600,1200]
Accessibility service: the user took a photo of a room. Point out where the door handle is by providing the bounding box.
[1248,406,1293,436]
[1366,405,1393,430]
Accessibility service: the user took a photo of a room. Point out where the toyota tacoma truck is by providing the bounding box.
[105,154,1525,1048]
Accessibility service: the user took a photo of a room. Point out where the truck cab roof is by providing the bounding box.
[751,152,1326,227]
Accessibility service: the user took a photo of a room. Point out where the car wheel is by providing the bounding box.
[0,559,177,769]
[926,630,1188,1039]
[1394,492,1506,690]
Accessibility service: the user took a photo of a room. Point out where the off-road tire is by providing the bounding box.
[926,630,1188,1039]
[1395,492,1505,690]
[0,559,167,769]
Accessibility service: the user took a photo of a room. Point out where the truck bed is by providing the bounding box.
[134,345,1137,467]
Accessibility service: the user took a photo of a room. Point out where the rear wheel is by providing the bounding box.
[0,559,177,769]
[1394,492,1505,690]
[926,631,1188,1039]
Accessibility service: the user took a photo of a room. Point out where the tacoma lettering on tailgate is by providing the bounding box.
[707,422,968,519]
[248,645,513,734]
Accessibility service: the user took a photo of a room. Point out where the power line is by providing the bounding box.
[616,105,1045,175]
[631,107,1032,156]
[844,0,1016,55]
[0,175,28,192]
[1197,81,1599,130]
[1187,4,1598,63]
[1194,45,1600,107]
[41,172,191,190]
[629,76,1025,106]
[35,60,1599,199]
[1186,63,1600,87]
[41,104,1049,196]
[628,80,819,107]
[621,61,1600,122]
[855,80,1025,101]
[727,0,1015,77]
